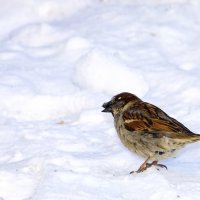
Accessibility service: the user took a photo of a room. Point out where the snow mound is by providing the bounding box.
[66,36,91,51]
[35,0,95,20]
[9,23,67,48]
[74,49,149,96]
[0,93,95,121]
[0,171,35,200]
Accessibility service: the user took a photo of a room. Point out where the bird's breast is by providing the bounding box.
[114,116,148,158]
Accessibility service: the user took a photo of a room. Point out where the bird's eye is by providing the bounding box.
[115,96,122,101]
[111,96,122,102]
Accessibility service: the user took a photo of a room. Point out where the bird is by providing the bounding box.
[102,92,200,173]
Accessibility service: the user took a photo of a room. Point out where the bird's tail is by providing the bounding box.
[188,133,200,143]
[172,132,200,144]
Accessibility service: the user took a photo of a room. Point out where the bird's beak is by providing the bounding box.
[102,101,112,113]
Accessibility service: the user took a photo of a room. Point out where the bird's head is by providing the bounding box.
[102,92,141,115]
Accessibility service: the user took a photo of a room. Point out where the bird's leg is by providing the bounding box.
[130,157,150,174]
[130,159,168,174]
[147,161,168,170]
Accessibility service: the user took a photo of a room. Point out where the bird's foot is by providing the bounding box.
[130,161,168,174]
[154,162,168,170]
[130,158,150,174]
[148,161,167,170]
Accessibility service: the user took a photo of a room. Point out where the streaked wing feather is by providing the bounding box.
[123,102,193,137]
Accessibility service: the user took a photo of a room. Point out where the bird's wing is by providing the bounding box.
[122,102,193,138]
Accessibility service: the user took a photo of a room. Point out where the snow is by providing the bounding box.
[74,49,149,95]
[0,0,200,199]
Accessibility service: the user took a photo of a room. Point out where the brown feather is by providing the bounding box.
[123,102,195,139]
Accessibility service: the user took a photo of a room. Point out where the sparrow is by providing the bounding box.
[102,92,200,173]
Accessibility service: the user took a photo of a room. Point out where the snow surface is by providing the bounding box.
[0,0,200,199]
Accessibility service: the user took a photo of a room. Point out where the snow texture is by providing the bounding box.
[0,0,200,199]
